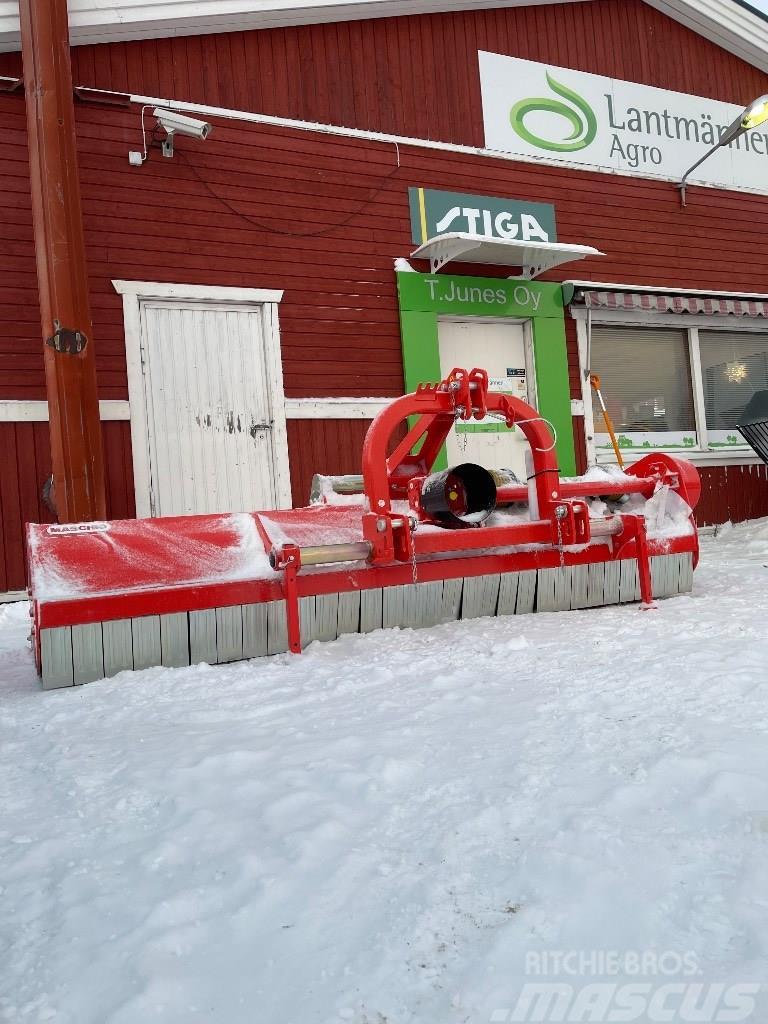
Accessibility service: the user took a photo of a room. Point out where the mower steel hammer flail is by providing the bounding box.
[26,368,701,689]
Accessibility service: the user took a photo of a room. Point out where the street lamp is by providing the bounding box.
[678,93,768,206]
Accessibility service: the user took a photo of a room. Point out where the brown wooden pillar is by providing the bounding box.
[19,0,106,522]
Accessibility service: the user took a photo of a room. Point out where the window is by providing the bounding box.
[590,326,696,454]
[699,330,768,448]
[588,321,768,458]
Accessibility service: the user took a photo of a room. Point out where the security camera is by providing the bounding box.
[153,107,213,157]
[154,107,213,139]
[128,106,213,166]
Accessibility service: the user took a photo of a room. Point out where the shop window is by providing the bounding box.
[699,330,768,449]
[590,326,697,454]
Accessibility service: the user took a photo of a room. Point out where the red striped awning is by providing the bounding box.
[578,290,768,317]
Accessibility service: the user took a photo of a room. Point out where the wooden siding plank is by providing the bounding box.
[0,424,25,592]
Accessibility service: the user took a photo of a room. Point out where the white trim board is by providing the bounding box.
[284,398,390,419]
[113,281,284,303]
[565,280,768,300]
[0,1,587,51]
[114,279,291,517]
[119,88,768,202]
[595,450,762,469]
[0,590,27,604]
[575,316,596,467]
[1,398,390,422]
[0,400,130,422]
[644,0,768,75]
[570,307,768,330]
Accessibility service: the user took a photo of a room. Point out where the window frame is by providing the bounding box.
[572,307,767,467]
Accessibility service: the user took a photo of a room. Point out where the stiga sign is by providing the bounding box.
[408,186,557,244]
[479,50,768,193]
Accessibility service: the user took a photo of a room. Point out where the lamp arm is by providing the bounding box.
[677,96,768,207]
[677,141,723,207]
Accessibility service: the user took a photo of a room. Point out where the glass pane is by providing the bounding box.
[590,326,696,453]
[699,331,768,444]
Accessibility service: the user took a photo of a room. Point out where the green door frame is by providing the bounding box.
[396,271,576,474]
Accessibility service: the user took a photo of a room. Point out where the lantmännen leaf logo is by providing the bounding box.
[510,72,597,152]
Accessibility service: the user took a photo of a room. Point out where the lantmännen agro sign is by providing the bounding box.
[408,187,557,244]
[479,51,768,193]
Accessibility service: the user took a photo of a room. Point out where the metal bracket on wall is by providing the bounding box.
[522,262,545,281]
[424,236,459,274]
[46,324,88,354]
[0,76,23,92]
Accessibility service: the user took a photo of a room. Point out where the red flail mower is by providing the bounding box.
[27,368,701,689]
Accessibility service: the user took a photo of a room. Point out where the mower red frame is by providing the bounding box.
[27,367,701,670]
[269,367,700,652]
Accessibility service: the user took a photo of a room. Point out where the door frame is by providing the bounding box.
[436,314,538,410]
[396,271,576,474]
[113,280,290,518]
[437,315,536,476]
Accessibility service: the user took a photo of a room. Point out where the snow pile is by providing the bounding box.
[221,511,274,581]
[308,475,371,508]
[565,464,638,486]
[621,485,694,541]
[2,521,768,1023]
[710,517,768,559]
[312,486,369,508]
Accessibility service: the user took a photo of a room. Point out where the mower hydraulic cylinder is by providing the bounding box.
[299,542,373,565]
[588,517,624,538]
[272,541,373,569]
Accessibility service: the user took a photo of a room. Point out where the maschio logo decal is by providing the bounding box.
[510,72,597,152]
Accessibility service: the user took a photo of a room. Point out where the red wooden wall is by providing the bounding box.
[0,421,134,593]
[5,98,768,400]
[1,0,766,142]
[1,0,768,591]
[697,464,768,527]
[287,420,372,507]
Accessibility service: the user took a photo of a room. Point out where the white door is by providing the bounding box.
[138,300,283,516]
[438,319,534,480]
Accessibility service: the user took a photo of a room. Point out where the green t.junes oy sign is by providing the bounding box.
[408,187,558,245]
[396,271,564,317]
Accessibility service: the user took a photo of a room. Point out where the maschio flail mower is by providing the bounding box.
[27,368,701,689]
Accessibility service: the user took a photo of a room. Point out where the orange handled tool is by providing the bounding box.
[590,373,624,469]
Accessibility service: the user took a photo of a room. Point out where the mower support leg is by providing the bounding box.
[284,561,302,654]
[634,518,654,608]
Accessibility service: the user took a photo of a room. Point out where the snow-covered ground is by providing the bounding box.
[2,522,768,1024]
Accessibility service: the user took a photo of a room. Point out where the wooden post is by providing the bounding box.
[19,0,106,522]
